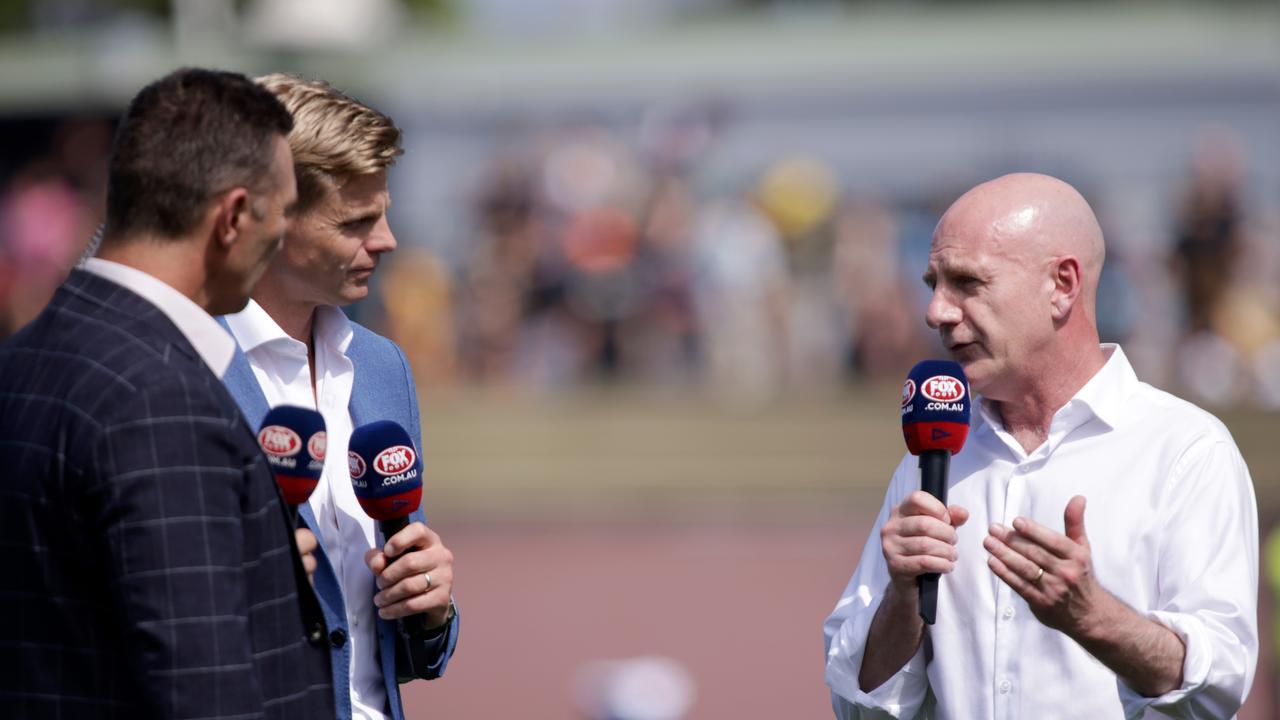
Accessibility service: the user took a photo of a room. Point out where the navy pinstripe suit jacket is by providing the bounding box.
[0,270,334,719]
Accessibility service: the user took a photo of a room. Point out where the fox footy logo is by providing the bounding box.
[348,451,366,480]
[921,375,966,403]
[374,445,416,476]
[308,431,327,462]
[901,379,916,408]
[258,426,301,457]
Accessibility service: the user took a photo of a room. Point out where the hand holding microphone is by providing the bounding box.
[348,421,455,637]
[257,405,326,584]
[892,360,971,625]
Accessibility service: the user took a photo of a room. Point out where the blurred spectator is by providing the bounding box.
[1169,131,1280,407]
[0,118,109,339]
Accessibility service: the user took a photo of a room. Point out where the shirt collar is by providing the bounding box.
[224,299,353,357]
[974,343,1136,440]
[81,257,235,378]
[224,298,299,355]
[1067,343,1135,431]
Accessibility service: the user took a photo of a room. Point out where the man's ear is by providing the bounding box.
[211,188,252,251]
[1049,255,1082,320]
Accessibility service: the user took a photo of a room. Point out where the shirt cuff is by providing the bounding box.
[826,604,928,718]
[1116,610,1211,716]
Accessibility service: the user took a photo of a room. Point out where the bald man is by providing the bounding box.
[824,174,1257,719]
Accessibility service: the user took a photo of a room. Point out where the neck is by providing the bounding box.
[988,338,1107,453]
[97,235,212,311]
[253,282,318,346]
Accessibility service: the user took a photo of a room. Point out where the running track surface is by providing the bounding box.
[402,521,1275,719]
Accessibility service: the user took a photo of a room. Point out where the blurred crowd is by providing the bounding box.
[3,114,1279,408]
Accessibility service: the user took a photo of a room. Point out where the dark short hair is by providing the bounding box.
[103,68,294,241]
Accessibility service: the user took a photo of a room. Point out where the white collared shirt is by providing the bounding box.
[81,258,235,378]
[825,345,1258,719]
[224,300,388,720]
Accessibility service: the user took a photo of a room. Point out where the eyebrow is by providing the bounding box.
[923,260,986,287]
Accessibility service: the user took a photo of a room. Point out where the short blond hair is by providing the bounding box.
[256,73,402,211]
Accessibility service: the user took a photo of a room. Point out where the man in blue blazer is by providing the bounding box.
[0,68,334,719]
[220,73,458,720]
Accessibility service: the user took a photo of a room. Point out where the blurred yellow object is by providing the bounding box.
[1266,524,1280,654]
[379,247,457,388]
[755,157,839,242]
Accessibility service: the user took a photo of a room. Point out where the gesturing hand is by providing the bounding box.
[983,495,1105,635]
[881,490,970,597]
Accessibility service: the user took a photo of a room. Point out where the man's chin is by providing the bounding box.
[335,284,370,307]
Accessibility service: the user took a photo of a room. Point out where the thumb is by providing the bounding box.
[948,504,970,529]
[1064,495,1088,545]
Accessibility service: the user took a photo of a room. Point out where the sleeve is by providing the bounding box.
[392,341,460,680]
[395,606,460,682]
[824,456,930,719]
[1117,435,1258,719]
[88,374,270,718]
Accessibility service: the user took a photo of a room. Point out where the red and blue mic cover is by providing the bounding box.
[348,420,423,522]
[257,405,327,506]
[901,359,971,456]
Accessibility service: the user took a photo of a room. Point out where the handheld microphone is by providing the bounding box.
[348,420,433,638]
[257,405,327,516]
[900,360,970,625]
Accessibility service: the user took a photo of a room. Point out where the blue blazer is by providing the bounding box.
[219,316,458,720]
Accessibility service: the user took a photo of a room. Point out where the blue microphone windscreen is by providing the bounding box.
[348,420,423,521]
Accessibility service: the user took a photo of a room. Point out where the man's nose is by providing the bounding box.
[925,288,961,329]
[367,217,397,254]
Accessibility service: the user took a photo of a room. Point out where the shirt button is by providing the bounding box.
[1000,680,1011,694]
[1002,606,1014,620]
[329,628,348,648]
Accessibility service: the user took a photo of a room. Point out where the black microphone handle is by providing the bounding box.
[917,449,950,625]
[378,516,432,637]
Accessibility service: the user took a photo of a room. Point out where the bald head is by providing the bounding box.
[937,173,1106,316]
[924,173,1110,403]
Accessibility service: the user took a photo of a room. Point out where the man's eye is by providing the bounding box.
[342,218,376,231]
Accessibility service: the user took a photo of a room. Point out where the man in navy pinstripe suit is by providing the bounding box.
[0,68,334,719]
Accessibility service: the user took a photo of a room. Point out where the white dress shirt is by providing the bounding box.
[81,258,235,378]
[825,345,1258,719]
[225,300,388,720]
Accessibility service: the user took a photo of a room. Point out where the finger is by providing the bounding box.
[948,504,970,528]
[888,535,959,563]
[895,514,961,543]
[999,530,1060,573]
[373,571,453,617]
[364,548,385,573]
[987,554,1044,604]
[380,545,453,587]
[982,532,1043,584]
[376,584,452,620]
[384,522,438,558]
[988,523,1059,570]
[374,564,453,607]
[887,551,956,578]
[300,552,316,577]
[1063,495,1088,546]
[294,528,318,554]
[1009,515,1078,559]
[900,491,950,522]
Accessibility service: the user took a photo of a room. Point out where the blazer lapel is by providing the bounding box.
[215,317,347,626]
